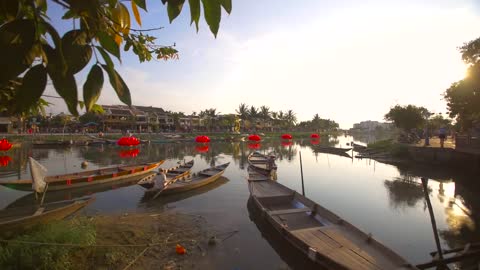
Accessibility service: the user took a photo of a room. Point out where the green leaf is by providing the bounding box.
[62,10,76,19]
[35,0,47,12]
[133,0,147,11]
[96,46,114,68]
[219,0,231,14]
[101,65,131,106]
[83,65,104,112]
[201,0,221,37]
[188,0,200,31]
[97,32,120,61]
[0,0,19,20]
[16,65,47,113]
[0,19,36,84]
[62,30,92,74]
[167,0,185,23]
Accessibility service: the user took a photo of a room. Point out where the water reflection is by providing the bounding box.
[384,176,431,210]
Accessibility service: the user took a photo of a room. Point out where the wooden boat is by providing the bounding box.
[248,151,277,176]
[33,140,72,148]
[0,197,94,235]
[142,162,230,199]
[0,160,164,191]
[137,160,194,189]
[247,173,417,270]
[352,142,367,151]
[313,145,352,154]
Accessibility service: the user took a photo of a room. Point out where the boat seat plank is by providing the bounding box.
[251,182,291,197]
[33,207,45,216]
[269,207,311,215]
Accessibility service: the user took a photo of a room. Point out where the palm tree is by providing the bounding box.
[236,103,249,131]
[285,110,297,130]
[259,105,271,131]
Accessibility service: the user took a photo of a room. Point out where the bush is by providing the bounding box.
[0,218,95,270]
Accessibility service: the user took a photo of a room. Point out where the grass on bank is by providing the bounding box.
[367,139,410,158]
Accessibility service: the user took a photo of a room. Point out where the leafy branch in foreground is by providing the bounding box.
[0,0,231,116]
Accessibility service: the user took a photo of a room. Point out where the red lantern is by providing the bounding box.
[195,145,209,153]
[248,143,261,149]
[195,135,210,143]
[0,156,12,166]
[310,139,320,145]
[119,148,140,158]
[0,139,12,151]
[117,136,140,146]
[310,133,320,139]
[281,141,292,147]
[281,134,292,140]
[248,134,261,141]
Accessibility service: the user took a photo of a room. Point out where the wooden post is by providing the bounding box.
[421,177,447,269]
[300,151,305,196]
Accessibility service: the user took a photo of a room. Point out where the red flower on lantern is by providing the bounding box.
[195,145,209,153]
[117,136,140,146]
[310,139,320,145]
[195,135,210,143]
[0,156,12,166]
[248,143,261,149]
[248,134,261,141]
[119,148,140,158]
[281,134,292,140]
[281,141,293,147]
[0,139,12,151]
[310,133,320,139]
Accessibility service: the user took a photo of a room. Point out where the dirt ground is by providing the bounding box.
[76,210,221,270]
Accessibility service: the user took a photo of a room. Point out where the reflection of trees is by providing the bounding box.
[384,176,430,210]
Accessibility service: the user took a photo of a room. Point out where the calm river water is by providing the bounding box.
[0,135,479,269]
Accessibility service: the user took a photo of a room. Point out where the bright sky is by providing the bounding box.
[45,0,480,128]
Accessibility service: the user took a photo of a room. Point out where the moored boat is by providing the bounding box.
[313,145,352,154]
[0,160,164,191]
[138,160,194,189]
[247,170,417,270]
[33,140,72,148]
[247,151,277,176]
[141,162,230,199]
[0,197,94,236]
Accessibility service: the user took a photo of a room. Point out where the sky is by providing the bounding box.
[44,0,480,128]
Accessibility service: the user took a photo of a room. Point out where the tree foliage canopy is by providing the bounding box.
[384,105,430,131]
[0,0,231,116]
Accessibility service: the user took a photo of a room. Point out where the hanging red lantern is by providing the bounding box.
[195,135,210,143]
[310,133,320,139]
[0,139,12,151]
[281,134,292,140]
[119,148,140,158]
[0,156,12,166]
[281,141,292,147]
[195,145,209,153]
[248,134,261,141]
[310,139,320,145]
[248,143,261,149]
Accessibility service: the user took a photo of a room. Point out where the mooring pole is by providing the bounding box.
[421,177,447,269]
[300,151,305,196]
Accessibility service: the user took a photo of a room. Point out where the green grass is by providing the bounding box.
[0,218,96,270]
[367,139,410,158]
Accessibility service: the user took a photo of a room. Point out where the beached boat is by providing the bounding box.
[0,197,94,235]
[142,162,230,199]
[0,160,164,191]
[313,145,352,154]
[248,152,277,176]
[247,171,417,270]
[138,160,194,189]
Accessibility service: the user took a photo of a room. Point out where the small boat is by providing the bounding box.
[137,160,194,189]
[247,152,277,176]
[352,142,368,151]
[0,197,94,235]
[0,160,164,191]
[313,145,352,154]
[33,141,72,148]
[247,172,417,269]
[142,162,230,199]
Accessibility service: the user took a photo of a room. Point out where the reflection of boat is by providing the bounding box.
[247,174,416,269]
[141,162,230,200]
[0,160,164,191]
[0,197,94,235]
[248,151,277,176]
[138,160,194,189]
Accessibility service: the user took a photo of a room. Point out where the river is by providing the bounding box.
[0,135,478,269]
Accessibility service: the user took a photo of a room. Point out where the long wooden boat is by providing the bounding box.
[248,151,277,176]
[137,160,194,189]
[247,173,417,270]
[0,160,164,191]
[0,197,94,235]
[313,145,352,154]
[142,162,230,199]
[33,140,72,148]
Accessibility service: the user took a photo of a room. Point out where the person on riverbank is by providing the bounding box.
[438,126,447,148]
